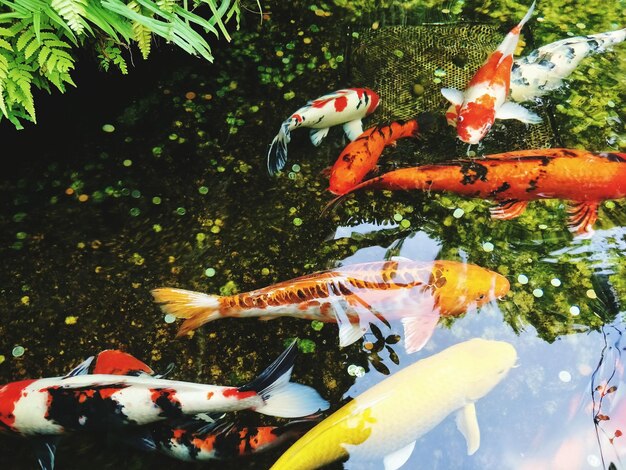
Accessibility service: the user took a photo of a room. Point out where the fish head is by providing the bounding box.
[432,261,510,316]
[456,338,518,401]
[364,88,380,115]
[456,95,497,144]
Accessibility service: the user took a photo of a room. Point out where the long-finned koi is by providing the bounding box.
[324,148,626,235]
[267,88,380,175]
[328,119,421,195]
[152,258,509,354]
[442,1,541,144]
[510,28,626,102]
[0,345,328,469]
[270,338,517,470]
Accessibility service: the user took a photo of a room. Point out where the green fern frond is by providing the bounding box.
[97,42,128,75]
[16,28,35,51]
[7,63,35,121]
[128,1,152,60]
[0,52,9,117]
[0,39,12,51]
[51,0,87,35]
[156,0,176,13]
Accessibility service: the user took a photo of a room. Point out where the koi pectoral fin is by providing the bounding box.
[32,436,61,470]
[310,127,330,146]
[456,403,480,455]
[495,101,542,124]
[567,202,598,235]
[441,87,464,106]
[343,119,365,141]
[489,200,529,220]
[401,308,441,354]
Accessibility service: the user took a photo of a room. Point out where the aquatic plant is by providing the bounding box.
[0,0,241,129]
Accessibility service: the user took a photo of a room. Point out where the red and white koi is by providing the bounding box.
[267,88,380,175]
[442,1,541,144]
[0,345,327,469]
[152,258,509,354]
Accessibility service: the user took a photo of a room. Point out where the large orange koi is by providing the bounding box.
[324,149,626,235]
[442,1,541,144]
[328,120,421,195]
[152,258,509,354]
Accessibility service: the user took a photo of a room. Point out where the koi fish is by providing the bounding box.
[328,119,421,195]
[325,148,626,235]
[134,415,317,462]
[152,258,509,354]
[442,1,541,144]
[0,344,328,469]
[270,338,517,470]
[267,88,380,175]
[510,28,626,102]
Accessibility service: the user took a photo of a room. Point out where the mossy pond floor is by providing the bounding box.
[1,0,625,468]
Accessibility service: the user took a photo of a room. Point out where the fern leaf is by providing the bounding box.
[24,35,40,59]
[0,27,15,36]
[0,39,12,51]
[0,52,8,117]
[51,0,87,35]
[38,45,50,68]
[156,0,176,13]
[16,28,35,51]
[113,53,128,74]
[7,65,35,121]
[128,1,152,60]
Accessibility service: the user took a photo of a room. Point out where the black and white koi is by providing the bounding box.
[510,28,626,102]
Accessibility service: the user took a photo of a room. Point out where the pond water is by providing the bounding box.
[1,0,625,469]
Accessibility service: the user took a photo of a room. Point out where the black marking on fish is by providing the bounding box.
[490,182,511,197]
[45,384,134,431]
[151,389,184,419]
[458,161,488,185]
[561,149,580,158]
[600,153,626,163]
[526,178,538,193]
[538,59,556,70]
[565,46,576,60]
[312,116,324,125]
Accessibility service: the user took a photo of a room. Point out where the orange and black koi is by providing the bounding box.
[324,149,626,235]
[137,416,316,462]
[328,119,421,195]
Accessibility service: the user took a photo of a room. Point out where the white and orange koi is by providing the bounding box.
[442,1,541,144]
[267,88,380,175]
[0,345,327,469]
[152,258,509,354]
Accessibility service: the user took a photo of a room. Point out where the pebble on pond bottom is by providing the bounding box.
[12,346,25,357]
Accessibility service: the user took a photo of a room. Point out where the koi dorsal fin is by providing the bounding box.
[93,350,155,376]
[63,356,94,378]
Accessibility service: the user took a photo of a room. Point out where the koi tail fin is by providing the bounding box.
[240,340,329,418]
[321,192,353,216]
[498,1,536,56]
[517,0,536,31]
[267,121,291,176]
[151,288,223,338]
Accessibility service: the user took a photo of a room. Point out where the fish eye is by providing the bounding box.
[478,294,485,299]
[458,115,464,122]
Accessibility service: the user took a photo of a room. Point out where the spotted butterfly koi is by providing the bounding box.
[152,258,509,355]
